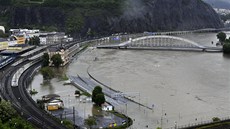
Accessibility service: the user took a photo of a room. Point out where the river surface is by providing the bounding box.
[31,32,230,129]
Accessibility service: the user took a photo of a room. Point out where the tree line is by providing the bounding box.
[40,53,64,80]
[0,99,34,129]
[217,32,230,54]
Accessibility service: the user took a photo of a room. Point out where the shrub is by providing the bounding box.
[212,117,221,122]
[223,43,230,54]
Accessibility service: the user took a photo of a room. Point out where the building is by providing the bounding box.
[0,37,17,51]
[9,29,69,45]
[47,99,64,111]
[102,103,113,111]
[8,36,18,46]
[14,35,26,44]
[39,33,47,45]
[0,38,8,51]
[42,94,61,101]
[0,26,5,33]
[38,32,66,45]
[47,32,65,44]
[42,94,64,111]
[1,44,35,56]
[48,46,69,66]
[47,41,80,67]
[10,29,39,35]
[9,29,40,44]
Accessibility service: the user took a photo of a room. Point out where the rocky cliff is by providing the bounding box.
[117,0,224,32]
[0,0,224,37]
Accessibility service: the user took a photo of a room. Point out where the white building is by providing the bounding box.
[10,29,39,35]
[38,32,66,45]
[102,103,113,111]
[39,33,47,45]
[0,26,5,33]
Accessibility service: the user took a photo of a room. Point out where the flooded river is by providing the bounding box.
[31,32,230,128]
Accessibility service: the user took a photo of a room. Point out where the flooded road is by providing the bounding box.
[31,32,230,128]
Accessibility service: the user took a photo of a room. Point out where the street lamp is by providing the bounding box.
[161,103,166,129]
[152,104,154,112]
[125,103,128,116]
[174,121,177,129]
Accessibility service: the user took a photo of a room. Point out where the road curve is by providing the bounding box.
[1,60,69,129]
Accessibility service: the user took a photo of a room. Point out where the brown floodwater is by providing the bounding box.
[31,32,230,128]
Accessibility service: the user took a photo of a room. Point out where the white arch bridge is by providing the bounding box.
[97,35,222,52]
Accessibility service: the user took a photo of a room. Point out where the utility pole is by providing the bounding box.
[125,103,127,116]
[138,92,140,110]
[175,121,177,129]
[161,104,164,129]
[73,107,75,129]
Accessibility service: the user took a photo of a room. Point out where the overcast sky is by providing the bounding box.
[204,0,230,9]
[206,0,230,4]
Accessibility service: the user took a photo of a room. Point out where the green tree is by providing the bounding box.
[0,0,12,6]
[223,42,230,54]
[7,117,34,129]
[25,38,29,44]
[62,119,73,129]
[51,54,63,67]
[66,8,84,35]
[92,86,105,106]
[84,116,97,129]
[92,86,102,103]
[212,117,220,122]
[0,100,16,123]
[40,67,54,80]
[28,36,40,46]
[95,93,105,106]
[217,32,227,43]
[42,53,50,67]
[0,30,8,38]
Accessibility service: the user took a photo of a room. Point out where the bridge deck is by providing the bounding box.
[97,45,222,52]
[96,35,223,52]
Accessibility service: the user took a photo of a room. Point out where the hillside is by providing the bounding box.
[0,0,224,37]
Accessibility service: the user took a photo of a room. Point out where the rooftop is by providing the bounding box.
[42,94,60,99]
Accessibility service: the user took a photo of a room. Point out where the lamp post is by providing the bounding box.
[175,121,177,129]
[125,103,128,116]
[161,103,165,129]
[73,107,76,129]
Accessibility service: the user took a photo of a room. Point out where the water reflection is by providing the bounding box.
[223,53,230,59]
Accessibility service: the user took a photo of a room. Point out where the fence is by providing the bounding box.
[166,116,230,129]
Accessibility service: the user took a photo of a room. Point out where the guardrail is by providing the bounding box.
[166,116,230,129]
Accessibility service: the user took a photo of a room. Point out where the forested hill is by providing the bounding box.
[0,0,224,37]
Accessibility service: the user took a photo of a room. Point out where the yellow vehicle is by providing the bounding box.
[47,104,59,111]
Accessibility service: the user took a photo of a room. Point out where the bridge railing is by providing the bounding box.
[120,35,205,49]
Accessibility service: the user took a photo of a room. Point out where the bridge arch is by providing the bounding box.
[119,35,205,49]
